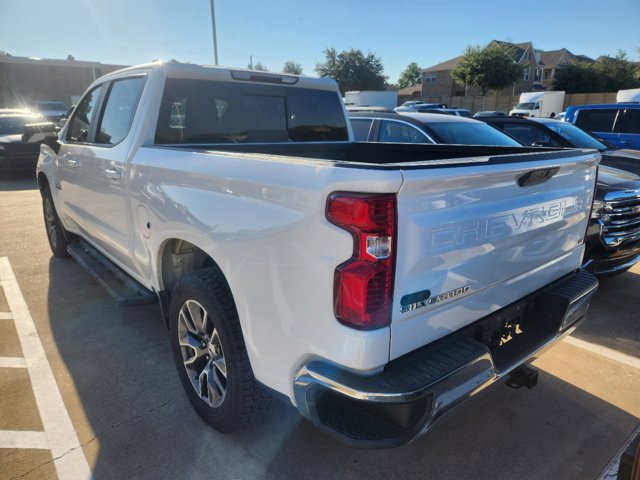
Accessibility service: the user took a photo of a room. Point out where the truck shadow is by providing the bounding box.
[572,268,640,358]
[45,257,639,479]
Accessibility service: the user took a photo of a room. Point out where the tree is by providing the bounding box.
[593,50,640,91]
[315,48,387,94]
[553,51,640,93]
[451,43,525,96]
[553,62,603,93]
[282,60,303,75]
[397,62,422,89]
[247,60,268,71]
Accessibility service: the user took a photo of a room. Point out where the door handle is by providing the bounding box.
[66,159,79,168]
[104,168,122,181]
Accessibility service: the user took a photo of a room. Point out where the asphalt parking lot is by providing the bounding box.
[0,173,639,480]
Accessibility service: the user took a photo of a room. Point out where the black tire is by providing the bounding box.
[42,186,71,258]
[169,267,274,433]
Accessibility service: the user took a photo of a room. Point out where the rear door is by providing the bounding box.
[390,149,598,358]
[79,75,146,272]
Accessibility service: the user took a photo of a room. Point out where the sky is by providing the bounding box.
[1,0,639,84]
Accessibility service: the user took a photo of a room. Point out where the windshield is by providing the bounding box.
[428,122,522,146]
[0,114,47,134]
[543,121,608,151]
[514,102,538,110]
[36,102,67,111]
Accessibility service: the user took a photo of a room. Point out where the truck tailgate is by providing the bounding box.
[390,149,598,359]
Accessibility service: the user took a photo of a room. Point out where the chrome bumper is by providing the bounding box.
[293,269,598,448]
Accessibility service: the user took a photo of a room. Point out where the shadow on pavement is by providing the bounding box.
[0,172,38,191]
[574,268,640,358]
[44,256,639,479]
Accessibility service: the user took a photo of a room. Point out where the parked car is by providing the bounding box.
[477,115,640,175]
[35,62,599,448]
[34,101,68,123]
[473,111,507,118]
[565,103,640,150]
[351,111,640,276]
[0,109,56,174]
[416,108,472,117]
[477,115,640,276]
[349,111,521,146]
[394,103,447,112]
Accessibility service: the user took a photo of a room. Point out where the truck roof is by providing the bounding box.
[91,61,340,92]
[519,91,565,102]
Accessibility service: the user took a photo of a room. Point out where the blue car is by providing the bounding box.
[565,103,640,150]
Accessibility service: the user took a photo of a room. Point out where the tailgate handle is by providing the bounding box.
[518,167,559,187]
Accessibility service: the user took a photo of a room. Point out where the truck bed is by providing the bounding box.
[152,142,580,168]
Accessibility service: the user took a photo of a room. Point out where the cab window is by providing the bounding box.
[66,86,102,143]
[95,77,145,145]
[379,120,431,143]
[575,109,618,133]
[350,119,373,141]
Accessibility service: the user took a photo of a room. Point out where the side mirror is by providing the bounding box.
[22,122,58,143]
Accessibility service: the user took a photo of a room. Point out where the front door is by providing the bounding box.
[56,85,103,232]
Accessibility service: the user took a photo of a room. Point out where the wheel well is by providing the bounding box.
[160,239,218,296]
[37,173,49,192]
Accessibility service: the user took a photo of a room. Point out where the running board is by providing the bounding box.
[67,240,157,306]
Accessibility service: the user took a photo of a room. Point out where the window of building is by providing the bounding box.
[534,68,541,82]
[524,51,531,61]
[424,73,437,84]
[523,67,530,81]
[543,69,551,80]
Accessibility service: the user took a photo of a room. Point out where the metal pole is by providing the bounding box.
[210,0,219,65]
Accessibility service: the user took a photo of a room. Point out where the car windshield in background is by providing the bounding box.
[0,114,46,134]
[515,102,536,110]
[543,121,608,151]
[428,122,522,146]
[155,78,348,144]
[36,102,67,111]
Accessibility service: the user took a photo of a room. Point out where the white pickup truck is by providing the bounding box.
[36,62,599,448]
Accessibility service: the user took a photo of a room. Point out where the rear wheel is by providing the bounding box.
[42,187,70,258]
[169,268,274,433]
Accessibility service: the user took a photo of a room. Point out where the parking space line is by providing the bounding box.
[0,430,50,450]
[0,357,27,368]
[564,336,640,370]
[0,313,13,320]
[0,257,92,480]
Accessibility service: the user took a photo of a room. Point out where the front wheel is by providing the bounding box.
[42,186,71,258]
[169,268,274,433]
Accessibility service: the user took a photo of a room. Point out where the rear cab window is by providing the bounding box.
[155,78,348,144]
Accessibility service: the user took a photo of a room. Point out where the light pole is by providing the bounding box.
[210,0,219,65]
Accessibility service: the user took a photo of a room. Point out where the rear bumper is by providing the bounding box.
[293,269,598,448]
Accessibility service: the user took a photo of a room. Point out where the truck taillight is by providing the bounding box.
[326,193,397,330]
